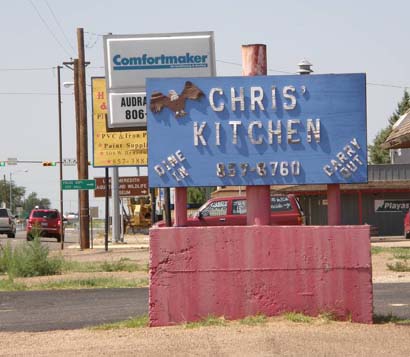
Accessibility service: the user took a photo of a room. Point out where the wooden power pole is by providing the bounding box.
[77,28,90,249]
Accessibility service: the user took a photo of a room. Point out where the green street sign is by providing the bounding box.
[61,179,96,190]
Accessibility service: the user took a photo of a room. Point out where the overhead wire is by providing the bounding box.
[28,0,72,58]
[43,0,76,53]
[0,62,408,90]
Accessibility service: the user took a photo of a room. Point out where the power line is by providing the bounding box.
[28,0,72,57]
[43,0,76,53]
[0,92,86,96]
[217,59,294,75]
[367,82,407,89]
[0,67,55,71]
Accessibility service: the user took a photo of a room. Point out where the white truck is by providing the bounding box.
[0,208,16,238]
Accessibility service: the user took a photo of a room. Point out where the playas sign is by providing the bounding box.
[146,73,367,187]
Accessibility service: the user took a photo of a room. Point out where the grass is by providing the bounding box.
[90,315,149,330]
[0,278,27,291]
[239,314,267,325]
[283,312,313,323]
[62,259,148,273]
[371,246,410,272]
[0,277,149,291]
[317,312,337,322]
[373,313,410,325]
[185,315,227,329]
[371,246,385,255]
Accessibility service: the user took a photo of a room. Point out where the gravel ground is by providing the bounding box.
[1,319,409,357]
[0,236,409,356]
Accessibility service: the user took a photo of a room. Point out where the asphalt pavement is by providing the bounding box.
[0,288,149,332]
[0,283,409,332]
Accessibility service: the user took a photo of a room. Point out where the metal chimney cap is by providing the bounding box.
[297,58,313,74]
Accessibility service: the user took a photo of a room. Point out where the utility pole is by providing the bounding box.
[57,65,64,249]
[77,28,90,249]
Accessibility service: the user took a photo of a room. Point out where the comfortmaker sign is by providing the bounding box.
[147,73,367,187]
[103,32,215,129]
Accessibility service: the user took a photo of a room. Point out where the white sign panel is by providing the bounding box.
[108,92,147,128]
[63,158,77,166]
[103,32,216,90]
[103,31,216,129]
[7,157,17,165]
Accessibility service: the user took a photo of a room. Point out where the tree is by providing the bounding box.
[369,90,410,164]
[368,127,392,164]
[0,178,51,217]
[0,179,26,211]
[187,187,215,204]
[23,192,51,215]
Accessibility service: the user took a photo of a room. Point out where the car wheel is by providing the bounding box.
[7,233,15,238]
[26,234,33,241]
[56,235,62,242]
[406,232,410,239]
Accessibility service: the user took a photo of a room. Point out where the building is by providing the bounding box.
[213,164,410,236]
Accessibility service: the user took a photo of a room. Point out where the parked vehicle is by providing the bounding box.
[26,209,65,242]
[0,208,16,238]
[155,194,305,227]
[403,210,410,239]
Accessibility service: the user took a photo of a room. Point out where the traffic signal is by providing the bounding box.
[42,161,56,167]
[0,161,5,167]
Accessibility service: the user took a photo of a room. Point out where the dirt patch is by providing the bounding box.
[372,251,410,283]
[1,319,410,356]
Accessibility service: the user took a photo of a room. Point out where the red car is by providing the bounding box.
[404,210,410,239]
[155,194,305,227]
[26,209,65,242]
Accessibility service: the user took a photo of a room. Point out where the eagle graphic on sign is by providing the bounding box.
[149,81,204,118]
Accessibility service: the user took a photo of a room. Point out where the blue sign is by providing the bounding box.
[146,74,367,187]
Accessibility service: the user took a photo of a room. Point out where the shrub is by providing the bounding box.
[0,243,13,274]
[387,261,410,272]
[0,237,63,278]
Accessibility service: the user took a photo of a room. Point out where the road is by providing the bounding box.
[0,228,92,250]
[0,283,409,332]
[0,288,149,332]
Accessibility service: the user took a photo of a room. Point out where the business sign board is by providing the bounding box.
[103,32,216,129]
[94,176,148,198]
[146,73,367,187]
[375,199,410,212]
[91,77,147,167]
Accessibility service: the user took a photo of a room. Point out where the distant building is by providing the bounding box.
[213,164,410,236]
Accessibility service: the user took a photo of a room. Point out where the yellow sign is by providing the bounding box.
[92,77,148,167]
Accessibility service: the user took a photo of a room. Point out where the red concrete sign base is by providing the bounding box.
[149,226,373,326]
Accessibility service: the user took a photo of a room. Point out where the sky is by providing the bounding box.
[2,0,410,215]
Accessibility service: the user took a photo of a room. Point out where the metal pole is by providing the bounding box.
[57,65,65,250]
[104,167,109,252]
[150,188,156,225]
[120,199,124,242]
[242,44,270,226]
[3,175,6,207]
[90,215,93,249]
[9,173,12,212]
[164,188,171,226]
[112,167,120,243]
[77,27,90,249]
